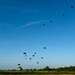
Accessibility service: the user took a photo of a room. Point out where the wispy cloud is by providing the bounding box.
[19,21,40,28]
[18,20,48,28]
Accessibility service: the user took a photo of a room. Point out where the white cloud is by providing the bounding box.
[18,20,48,28]
[20,21,40,28]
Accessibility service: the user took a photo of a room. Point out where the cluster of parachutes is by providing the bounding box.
[17,5,74,69]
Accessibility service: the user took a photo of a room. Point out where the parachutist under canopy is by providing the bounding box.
[62,14,64,16]
[17,64,20,66]
[23,52,26,54]
[43,24,45,25]
[50,21,52,22]
[41,57,43,59]
[71,5,74,8]
[44,47,46,49]
[25,55,27,57]
[37,62,39,64]
[29,58,32,60]
[34,53,36,54]
[32,55,35,57]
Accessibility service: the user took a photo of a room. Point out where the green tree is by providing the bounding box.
[18,67,23,71]
[43,66,50,71]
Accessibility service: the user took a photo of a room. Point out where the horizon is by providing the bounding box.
[0,65,75,70]
[0,0,75,70]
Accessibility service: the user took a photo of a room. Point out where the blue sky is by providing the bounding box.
[0,0,75,70]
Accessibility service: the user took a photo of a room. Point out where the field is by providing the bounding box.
[0,74,75,75]
[0,70,75,75]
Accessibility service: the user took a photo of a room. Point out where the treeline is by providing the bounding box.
[39,66,75,71]
[24,66,75,71]
[1,66,75,74]
[1,66,75,71]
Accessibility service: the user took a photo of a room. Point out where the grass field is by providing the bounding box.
[0,74,75,75]
[0,70,75,75]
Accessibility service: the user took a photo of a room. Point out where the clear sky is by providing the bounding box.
[0,0,75,70]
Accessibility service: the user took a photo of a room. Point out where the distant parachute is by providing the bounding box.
[29,58,32,60]
[43,24,45,26]
[41,57,43,59]
[25,55,27,57]
[23,52,26,54]
[62,14,64,16]
[17,64,20,66]
[34,53,36,54]
[71,5,74,8]
[50,21,52,22]
[37,62,39,64]
[44,47,46,49]
[32,55,35,57]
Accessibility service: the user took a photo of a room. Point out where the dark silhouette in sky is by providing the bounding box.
[23,52,26,54]
[17,64,20,66]
[34,53,36,54]
[29,58,32,60]
[41,57,43,59]
[71,5,74,8]
[62,14,64,16]
[43,24,45,25]
[44,47,46,49]
[25,55,27,57]
[32,55,35,57]
[50,21,52,22]
[37,62,39,64]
